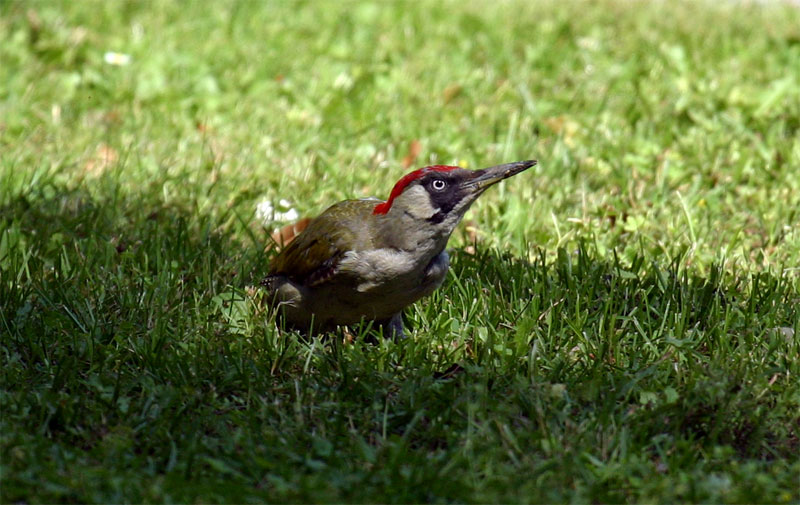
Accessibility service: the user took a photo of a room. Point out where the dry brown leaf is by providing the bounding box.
[542,116,580,146]
[463,220,479,254]
[463,220,479,243]
[442,83,462,104]
[269,217,310,250]
[26,9,42,33]
[542,116,565,133]
[83,144,118,176]
[402,139,422,169]
[104,110,121,125]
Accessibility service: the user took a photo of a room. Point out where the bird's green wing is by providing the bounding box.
[266,200,373,286]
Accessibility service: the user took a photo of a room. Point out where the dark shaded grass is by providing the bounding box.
[2,185,797,503]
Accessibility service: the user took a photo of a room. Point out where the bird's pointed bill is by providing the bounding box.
[467,160,537,190]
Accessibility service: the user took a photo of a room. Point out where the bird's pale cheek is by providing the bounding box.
[395,185,438,220]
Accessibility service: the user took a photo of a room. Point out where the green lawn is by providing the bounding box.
[2,0,799,502]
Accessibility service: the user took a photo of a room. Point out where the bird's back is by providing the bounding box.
[267,199,378,284]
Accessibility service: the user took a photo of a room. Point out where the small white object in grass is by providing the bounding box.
[104,51,131,66]
[256,198,299,225]
[333,71,354,91]
[51,104,61,124]
[255,200,273,221]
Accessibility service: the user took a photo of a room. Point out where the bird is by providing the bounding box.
[261,159,536,337]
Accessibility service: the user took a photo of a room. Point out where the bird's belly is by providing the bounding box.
[267,250,449,328]
[350,249,450,315]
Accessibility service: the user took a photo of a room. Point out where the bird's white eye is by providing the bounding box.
[431,179,447,191]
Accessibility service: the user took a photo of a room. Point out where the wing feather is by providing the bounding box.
[266,200,374,285]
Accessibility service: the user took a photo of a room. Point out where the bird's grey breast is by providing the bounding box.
[338,243,447,294]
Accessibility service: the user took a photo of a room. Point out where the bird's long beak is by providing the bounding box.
[466,160,537,191]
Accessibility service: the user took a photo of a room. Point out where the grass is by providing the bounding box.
[1,0,799,502]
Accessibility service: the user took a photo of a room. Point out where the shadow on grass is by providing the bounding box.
[1,184,798,503]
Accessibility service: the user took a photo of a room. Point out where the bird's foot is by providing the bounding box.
[377,313,407,340]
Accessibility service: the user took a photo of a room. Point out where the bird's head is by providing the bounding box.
[373,160,536,230]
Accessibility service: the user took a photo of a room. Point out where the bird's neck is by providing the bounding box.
[375,205,462,259]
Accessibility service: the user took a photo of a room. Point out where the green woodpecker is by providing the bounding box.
[261,159,536,337]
